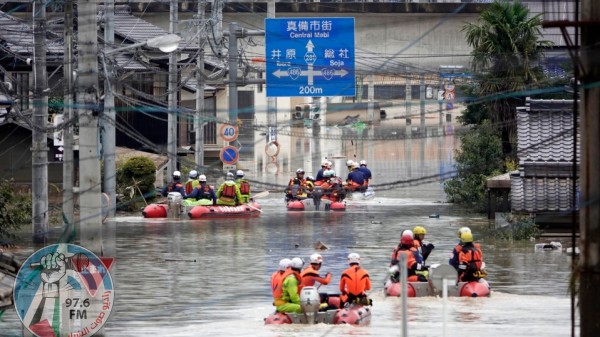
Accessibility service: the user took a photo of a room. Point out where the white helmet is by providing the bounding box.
[296,168,305,174]
[359,160,367,166]
[290,257,304,270]
[309,253,323,264]
[226,172,234,180]
[347,253,360,265]
[278,258,292,271]
[189,170,198,179]
[326,161,333,168]
[198,174,207,182]
[321,160,329,167]
[346,160,354,167]
[173,170,181,179]
[402,229,414,239]
[236,170,244,178]
[351,162,359,169]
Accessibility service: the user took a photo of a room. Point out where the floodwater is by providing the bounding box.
[1,126,579,336]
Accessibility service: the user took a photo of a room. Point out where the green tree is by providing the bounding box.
[444,120,504,211]
[0,179,32,242]
[462,0,552,157]
[116,156,157,208]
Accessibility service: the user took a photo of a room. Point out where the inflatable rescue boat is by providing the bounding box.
[264,286,371,326]
[383,264,491,298]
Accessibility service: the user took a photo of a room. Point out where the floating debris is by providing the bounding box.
[371,220,382,224]
[429,213,440,219]
[534,242,562,251]
[565,247,580,256]
[314,241,328,250]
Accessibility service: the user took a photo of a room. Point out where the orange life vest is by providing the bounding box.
[185,181,194,195]
[340,265,371,296]
[300,265,330,287]
[394,247,418,271]
[221,184,236,198]
[270,271,285,298]
[459,245,484,271]
[272,269,302,300]
[239,180,251,195]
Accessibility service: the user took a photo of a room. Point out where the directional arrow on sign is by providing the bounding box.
[272,68,348,79]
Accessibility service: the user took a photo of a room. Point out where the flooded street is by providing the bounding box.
[1,131,578,336]
[2,198,577,336]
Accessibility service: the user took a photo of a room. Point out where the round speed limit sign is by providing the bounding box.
[220,124,239,142]
[14,243,114,337]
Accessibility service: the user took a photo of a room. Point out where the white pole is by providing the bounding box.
[442,278,448,337]
[400,253,408,337]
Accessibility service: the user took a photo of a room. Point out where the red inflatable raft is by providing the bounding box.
[383,278,491,297]
[264,287,370,326]
[142,204,168,218]
[188,202,261,219]
[286,198,346,211]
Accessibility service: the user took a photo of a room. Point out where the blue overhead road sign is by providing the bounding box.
[265,17,355,97]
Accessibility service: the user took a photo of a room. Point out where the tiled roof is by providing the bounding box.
[516,99,579,163]
[0,11,62,54]
[512,98,580,213]
[510,174,578,212]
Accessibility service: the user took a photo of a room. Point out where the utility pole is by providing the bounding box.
[168,0,178,176]
[62,0,75,229]
[228,22,239,124]
[77,0,102,253]
[103,0,116,217]
[580,1,600,335]
[32,0,48,244]
[266,0,278,155]
[195,0,205,168]
[227,23,265,125]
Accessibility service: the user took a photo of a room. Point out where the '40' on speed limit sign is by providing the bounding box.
[220,124,239,142]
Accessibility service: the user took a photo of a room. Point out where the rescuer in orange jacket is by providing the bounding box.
[390,230,427,282]
[301,253,332,288]
[339,253,372,306]
[271,258,291,303]
[457,232,487,282]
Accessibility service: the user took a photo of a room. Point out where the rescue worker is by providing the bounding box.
[340,253,372,306]
[234,170,252,204]
[216,172,242,206]
[449,226,474,269]
[456,231,487,282]
[186,174,217,204]
[274,257,304,314]
[161,170,186,197]
[390,230,427,282]
[285,168,308,201]
[358,160,372,184]
[413,226,435,262]
[301,253,332,288]
[315,160,329,182]
[184,170,200,195]
[321,170,346,206]
[346,160,355,176]
[271,258,292,307]
[346,162,366,192]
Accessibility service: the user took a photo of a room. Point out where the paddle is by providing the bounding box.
[252,191,270,199]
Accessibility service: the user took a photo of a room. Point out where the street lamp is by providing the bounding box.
[104,34,182,56]
[101,33,181,218]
